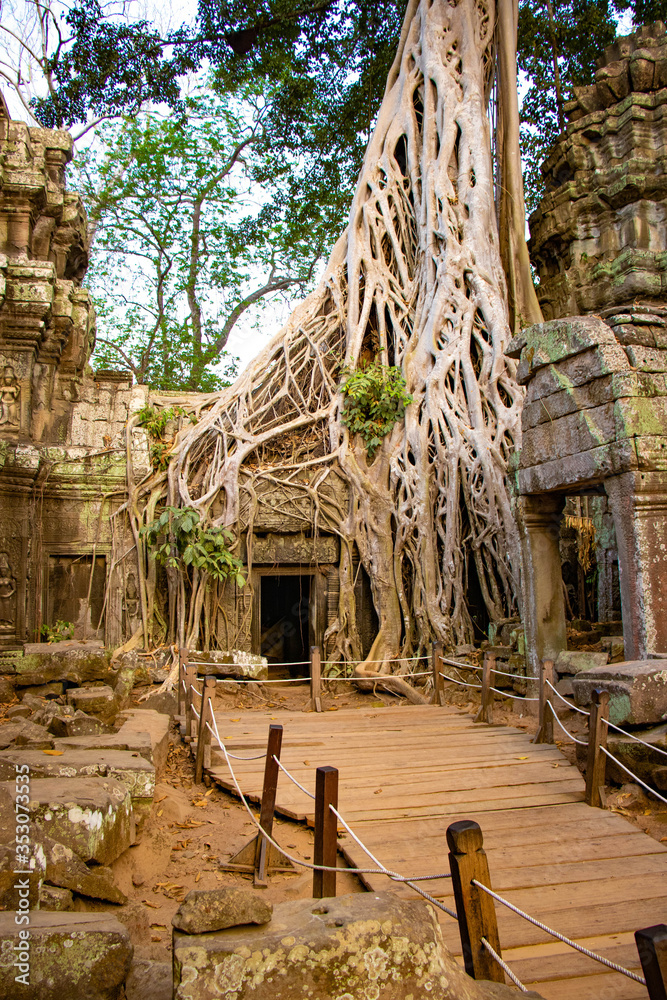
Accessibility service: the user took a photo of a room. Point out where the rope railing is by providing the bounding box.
[545,678,590,716]
[273,755,316,799]
[601,746,667,806]
[547,701,587,745]
[602,717,667,758]
[203,712,458,901]
[472,879,646,985]
[488,685,539,702]
[178,652,665,996]
[481,938,529,992]
[440,670,483,689]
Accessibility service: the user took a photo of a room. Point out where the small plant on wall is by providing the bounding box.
[340,362,412,459]
[40,620,74,643]
[140,506,245,586]
[136,405,197,471]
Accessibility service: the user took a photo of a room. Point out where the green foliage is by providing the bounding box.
[40,620,74,643]
[136,405,193,470]
[77,83,331,391]
[341,362,412,459]
[141,506,246,586]
[518,0,623,215]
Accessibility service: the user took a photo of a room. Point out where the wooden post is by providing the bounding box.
[535,659,554,744]
[432,641,445,705]
[585,688,609,808]
[313,765,338,899]
[255,724,284,885]
[635,925,667,1000]
[195,676,216,784]
[184,665,197,744]
[474,652,495,724]
[447,820,504,982]
[310,645,322,713]
[178,647,189,719]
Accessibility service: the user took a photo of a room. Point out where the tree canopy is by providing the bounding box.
[78,83,338,390]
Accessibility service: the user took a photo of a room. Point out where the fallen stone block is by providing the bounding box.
[12,641,115,688]
[173,892,544,1000]
[67,684,117,723]
[0,748,155,833]
[0,809,127,906]
[187,648,268,680]
[573,660,667,725]
[126,959,172,1000]
[54,729,154,761]
[0,776,134,864]
[555,650,609,676]
[48,708,112,737]
[21,682,64,699]
[173,887,273,934]
[0,677,15,702]
[117,709,170,776]
[39,883,73,910]
[6,704,32,719]
[0,911,133,1000]
[0,720,53,749]
[577,721,667,787]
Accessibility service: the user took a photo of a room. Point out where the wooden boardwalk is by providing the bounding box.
[207,702,667,999]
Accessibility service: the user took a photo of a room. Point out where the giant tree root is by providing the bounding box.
[120,0,524,675]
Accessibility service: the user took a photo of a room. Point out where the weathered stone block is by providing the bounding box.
[0,776,134,864]
[116,709,171,776]
[48,708,112,737]
[39,883,73,910]
[0,912,133,1000]
[173,887,273,935]
[13,642,114,688]
[187,649,268,681]
[66,684,117,723]
[0,747,155,833]
[0,720,53,749]
[572,660,667,724]
[173,893,544,1000]
[555,650,609,675]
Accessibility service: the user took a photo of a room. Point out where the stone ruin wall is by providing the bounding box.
[527,21,667,629]
[0,97,153,651]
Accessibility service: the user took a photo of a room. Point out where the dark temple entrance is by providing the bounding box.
[260,574,310,675]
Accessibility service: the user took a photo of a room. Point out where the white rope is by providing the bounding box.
[472,880,646,985]
[272,755,316,799]
[545,679,590,716]
[181,678,187,692]
[191,703,200,720]
[330,805,458,919]
[600,747,667,805]
[202,715,457,891]
[602,718,667,759]
[548,702,587,745]
[215,675,308,684]
[488,685,539,702]
[481,938,529,992]
[440,671,482,689]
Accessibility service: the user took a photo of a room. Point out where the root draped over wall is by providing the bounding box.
[125,0,525,667]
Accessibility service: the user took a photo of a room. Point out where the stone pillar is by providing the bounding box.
[605,471,667,659]
[518,494,567,679]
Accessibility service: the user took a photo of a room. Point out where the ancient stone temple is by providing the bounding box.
[0,95,145,650]
[518,22,667,669]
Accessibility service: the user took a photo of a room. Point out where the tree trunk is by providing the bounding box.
[163,0,527,661]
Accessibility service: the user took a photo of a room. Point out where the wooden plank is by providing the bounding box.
[206,702,667,1000]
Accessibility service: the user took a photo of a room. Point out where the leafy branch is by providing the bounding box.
[140,506,245,586]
